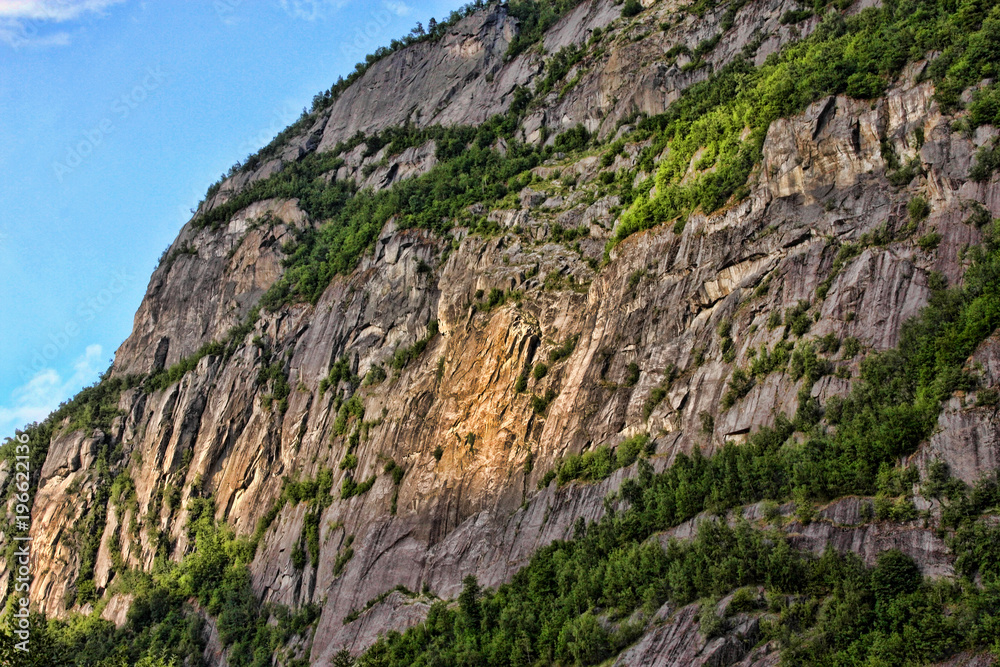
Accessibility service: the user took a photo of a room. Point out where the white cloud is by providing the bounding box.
[384,1,410,16]
[0,0,125,21]
[279,0,351,21]
[0,344,104,440]
[0,0,126,47]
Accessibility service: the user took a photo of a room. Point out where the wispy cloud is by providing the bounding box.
[0,0,126,47]
[279,0,351,21]
[0,0,125,20]
[384,1,411,16]
[0,344,104,439]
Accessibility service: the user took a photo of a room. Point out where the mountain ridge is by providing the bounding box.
[3,0,1000,665]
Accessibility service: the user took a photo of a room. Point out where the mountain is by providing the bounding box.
[3,0,1000,665]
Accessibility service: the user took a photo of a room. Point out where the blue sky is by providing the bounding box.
[0,0,462,440]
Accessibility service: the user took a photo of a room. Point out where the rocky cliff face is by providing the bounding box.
[6,0,1000,665]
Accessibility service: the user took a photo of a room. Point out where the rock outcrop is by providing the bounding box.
[6,0,1000,664]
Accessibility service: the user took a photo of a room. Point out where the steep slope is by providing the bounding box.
[3,0,1000,665]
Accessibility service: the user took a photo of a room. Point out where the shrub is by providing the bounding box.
[728,587,761,615]
[563,612,612,664]
[970,139,1000,182]
[816,331,840,354]
[908,195,931,223]
[785,301,812,337]
[976,387,999,407]
[291,543,307,570]
[549,335,579,363]
[554,124,591,152]
[616,433,651,468]
[846,72,884,99]
[363,364,387,386]
[789,343,830,383]
[698,600,727,638]
[621,0,642,17]
[700,411,715,435]
[917,230,942,252]
[531,389,558,414]
[967,202,992,229]
[623,362,641,386]
[779,9,813,24]
[767,310,783,330]
[841,336,861,359]
[628,269,646,290]
[721,368,754,409]
[537,469,557,489]
[871,550,922,604]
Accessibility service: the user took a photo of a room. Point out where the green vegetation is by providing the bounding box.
[320,355,359,396]
[971,137,1000,182]
[145,308,260,393]
[8,0,1000,664]
[717,317,737,363]
[256,343,291,415]
[251,468,336,558]
[258,123,545,309]
[201,0,516,197]
[505,0,585,59]
[548,334,579,363]
[1,496,326,667]
[918,229,943,252]
[352,219,1000,665]
[721,367,754,409]
[530,388,558,414]
[352,513,1000,666]
[383,460,406,515]
[389,321,439,371]
[341,474,377,500]
[642,365,677,419]
[363,363,387,386]
[187,0,997,321]
[538,433,652,489]
[553,124,591,152]
[817,242,863,299]
[780,8,814,24]
[0,370,146,615]
[749,340,793,377]
[622,0,643,18]
[622,362,640,387]
[343,585,417,625]
[334,534,356,577]
[612,0,1000,248]
[207,0,998,315]
[13,216,1000,666]
[476,288,521,312]
[784,300,813,338]
[909,195,931,223]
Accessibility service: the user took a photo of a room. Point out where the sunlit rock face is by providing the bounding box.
[8,0,1000,664]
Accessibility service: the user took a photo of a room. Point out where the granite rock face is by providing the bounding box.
[7,0,1000,664]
